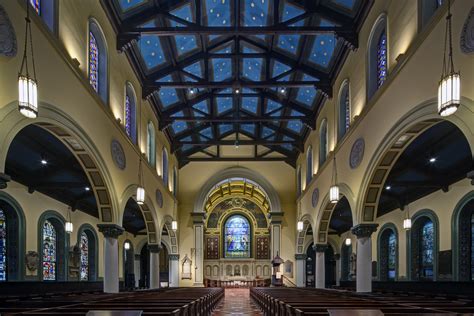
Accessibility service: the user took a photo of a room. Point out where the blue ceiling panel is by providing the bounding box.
[242,58,264,81]
[295,86,317,106]
[193,100,209,114]
[211,58,232,81]
[183,62,203,78]
[261,126,275,138]
[171,112,188,134]
[241,123,256,135]
[243,0,270,26]
[331,0,357,10]
[170,3,193,23]
[139,35,166,69]
[200,126,213,139]
[277,35,301,55]
[286,120,303,133]
[272,61,291,78]
[281,1,304,22]
[242,97,259,114]
[219,124,233,135]
[309,34,336,68]
[266,100,282,114]
[216,97,233,114]
[118,0,147,12]
[204,0,231,26]
[174,35,198,56]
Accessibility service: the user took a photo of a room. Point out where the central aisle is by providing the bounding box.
[212,288,263,315]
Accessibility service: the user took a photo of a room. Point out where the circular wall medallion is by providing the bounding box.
[460,8,474,54]
[111,139,126,170]
[155,189,163,208]
[311,189,319,208]
[349,138,365,169]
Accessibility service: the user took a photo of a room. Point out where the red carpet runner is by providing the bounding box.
[212,288,263,315]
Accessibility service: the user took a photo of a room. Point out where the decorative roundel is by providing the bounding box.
[460,8,474,54]
[349,138,365,169]
[111,139,126,170]
[155,189,163,208]
[311,189,319,208]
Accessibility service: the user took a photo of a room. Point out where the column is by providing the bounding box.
[351,223,378,293]
[169,254,180,287]
[97,224,124,293]
[269,212,284,259]
[334,254,341,287]
[295,254,307,287]
[134,254,141,288]
[314,244,327,289]
[148,244,162,289]
[191,212,205,287]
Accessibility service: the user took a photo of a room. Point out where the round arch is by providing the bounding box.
[356,97,474,225]
[296,214,315,254]
[159,214,179,254]
[193,167,281,214]
[451,191,474,281]
[0,102,119,224]
[77,223,99,281]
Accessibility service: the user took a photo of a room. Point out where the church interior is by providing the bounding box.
[0,0,473,314]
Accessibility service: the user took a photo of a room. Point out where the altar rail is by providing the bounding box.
[204,278,271,287]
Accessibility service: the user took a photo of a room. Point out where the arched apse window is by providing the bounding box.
[378,225,398,281]
[367,14,388,99]
[338,81,350,141]
[88,19,108,103]
[306,147,313,186]
[420,0,444,29]
[296,166,302,197]
[319,119,328,167]
[224,215,251,258]
[162,148,169,188]
[453,195,474,281]
[146,122,156,167]
[341,243,352,281]
[409,212,438,281]
[78,225,97,281]
[124,83,137,144]
[0,196,25,281]
[39,212,67,281]
[173,167,178,196]
[29,0,57,33]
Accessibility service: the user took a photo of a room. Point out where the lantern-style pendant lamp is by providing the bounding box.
[124,240,131,250]
[403,205,412,230]
[171,220,178,231]
[65,207,73,234]
[345,237,352,246]
[438,0,460,117]
[329,157,340,204]
[297,220,304,233]
[136,185,145,205]
[18,0,39,119]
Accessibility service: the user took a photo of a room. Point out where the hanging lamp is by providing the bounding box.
[297,220,304,233]
[65,207,73,234]
[345,237,351,246]
[171,220,178,231]
[438,0,460,117]
[329,156,340,203]
[18,0,39,118]
[403,204,412,230]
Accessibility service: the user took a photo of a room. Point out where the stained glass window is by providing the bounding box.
[80,232,89,281]
[162,149,169,188]
[339,83,350,140]
[147,122,156,167]
[224,215,250,258]
[388,232,396,280]
[89,32,99,92]
[125,95,132,138]
[319,120,328,166]
[421,220,434,278]
[0,210,6,281]
[306,148,313,186]
[42,220,57,281]
[30,0,40,14]
[376,32,387,88]
[470,213,474,281]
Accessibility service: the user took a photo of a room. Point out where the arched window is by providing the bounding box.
[296,166,302,197]
[319,119,328,167]
[146,122,156,167]
[80,232,89,281]
[0,210,6,281]
[42,220,57,281]
[89,19,108,103]
[125,83,137,144]
[338,81,350,141]
[341,243,352,281]
[378,226,397,281]
[420,0,444,29]
[453,197,474,281]
[306,147,313,185]
[367,15,388,99]
[162,148,169,187]
[29,0,57,33]
[410,213,438,281]
[224,215,251,258]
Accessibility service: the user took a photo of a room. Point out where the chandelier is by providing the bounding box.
[18,0,39,118]
[438,0,460,117]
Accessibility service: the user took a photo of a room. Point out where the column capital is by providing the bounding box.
[148,244,162,253]
[191,212,206,224]
[295,253,307,260]
[97,224,124,239]
[334,254,341,260]
[268,212,284,224]
[351,223,379,238]
[169,254,180,260]
[312,243,328,253]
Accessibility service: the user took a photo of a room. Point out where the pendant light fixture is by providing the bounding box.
[329,156,340,203]
[18,0,39,119]
[345,237,351,246]
[403,204,412,230]
[65,207,73,234]
[172,220,178,231]
[438,0,460,117]
[124,231,131,250]
[297,220,304,233]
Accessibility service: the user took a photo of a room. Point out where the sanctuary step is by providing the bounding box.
[0,287,224,316]
[250,287,474,315]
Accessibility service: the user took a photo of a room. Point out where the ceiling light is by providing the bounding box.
[429,157,436,163]
[124,241,131,250]
[85,186,90,191]
[172,220,178,231]
[345,238,351,246]
[65,221,73,234]
[234,88,240,94]
[41,159,47,165]
[385,185,391,190]
[279,87,286,94]
[297,221,304,233]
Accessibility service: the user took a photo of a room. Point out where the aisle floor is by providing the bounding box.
[212,288,263,315]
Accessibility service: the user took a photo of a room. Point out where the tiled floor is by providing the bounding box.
[212,288,263,315]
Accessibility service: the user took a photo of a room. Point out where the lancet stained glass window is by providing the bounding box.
[0,210,6,281]
[224,215,250,258]
[42,220,57,281]
[89,32,99,92]
[421,220,434,278]
[470,213,474,280]
[125,95,132,138]
[388,231,396,280]
[30,0,40,14]
[80,232,89,281]
[377,32,387,88]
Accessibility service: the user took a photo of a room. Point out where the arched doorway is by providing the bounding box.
[123,239,134,289]
[325,244,336,287]
[139,243,150,288]
[340,242,352,281]
[306,243,315,287]
[159,242,169,286]
[377,224,398,281]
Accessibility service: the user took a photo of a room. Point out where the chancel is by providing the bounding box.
[0,0,473,315]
